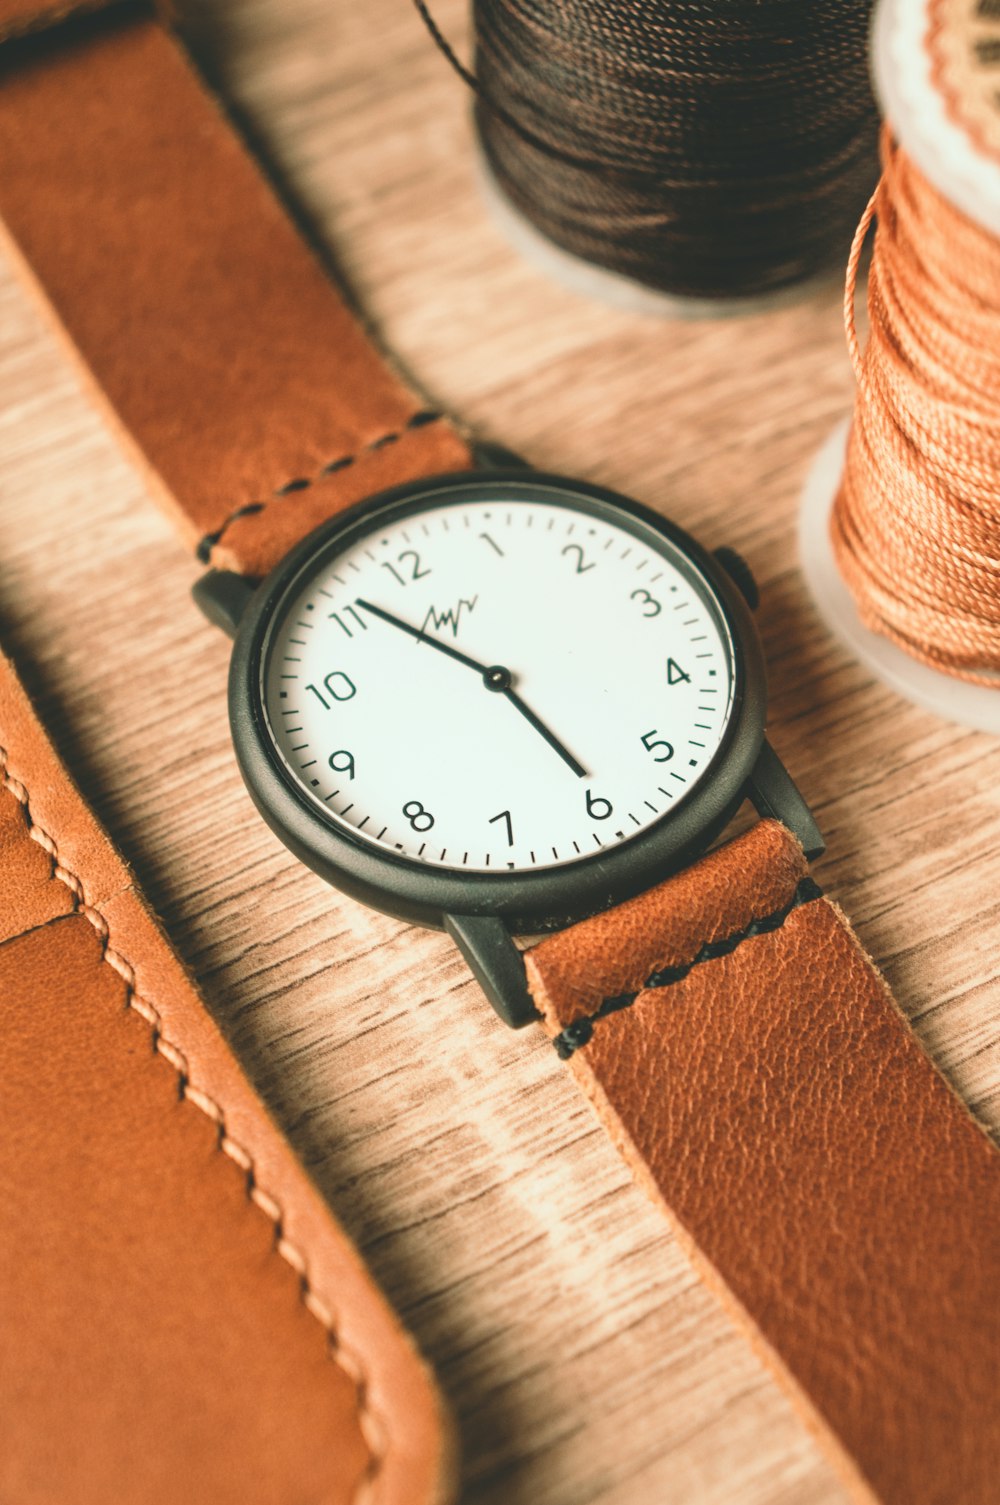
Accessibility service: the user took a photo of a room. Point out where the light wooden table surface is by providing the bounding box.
[2,3,998,1501]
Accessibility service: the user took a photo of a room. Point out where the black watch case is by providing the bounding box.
[198,466,822,1027]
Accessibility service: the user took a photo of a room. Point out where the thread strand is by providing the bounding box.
[831,127,1000,684]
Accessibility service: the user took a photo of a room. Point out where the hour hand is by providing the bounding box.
[356,598,488,675]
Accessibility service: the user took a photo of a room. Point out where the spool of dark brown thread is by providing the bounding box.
[414,0,879,309]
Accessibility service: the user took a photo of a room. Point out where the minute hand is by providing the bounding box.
[500,684,587,780]
[355,597,587,779]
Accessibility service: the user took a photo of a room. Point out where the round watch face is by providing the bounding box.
[232,472,766,930]
[261,480,735,871]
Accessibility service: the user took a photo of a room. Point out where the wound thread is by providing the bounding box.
[414,0,879,302]
[830,135,1000,683]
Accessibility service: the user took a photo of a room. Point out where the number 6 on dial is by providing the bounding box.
[586,790,613,820]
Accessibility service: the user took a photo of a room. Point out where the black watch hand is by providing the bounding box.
[483,667,587,779]
[356,598,587,779]
[356,598,488,674]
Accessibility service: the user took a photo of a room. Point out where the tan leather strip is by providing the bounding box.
[0,782,76,937]
[0,648,453,1505]
[0,9,472,576]
[526,820,1000,1505]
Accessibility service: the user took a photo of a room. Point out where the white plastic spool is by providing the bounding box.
[799,0,1000,731]
[477,148,837,320]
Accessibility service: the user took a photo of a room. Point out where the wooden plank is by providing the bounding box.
[0,1,995,1500]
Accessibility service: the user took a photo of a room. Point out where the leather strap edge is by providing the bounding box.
[0,10,474,576]
[562,1008,882,1505]
[0,645,456,1505]
[525,819,1000,1505]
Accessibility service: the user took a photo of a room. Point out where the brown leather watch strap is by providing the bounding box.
[525,819,1000,1505]
[0,646,453,1505]
[0,4,472,577]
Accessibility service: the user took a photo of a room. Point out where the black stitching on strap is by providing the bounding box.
[552,876,823,1060]
[195,409,443,564]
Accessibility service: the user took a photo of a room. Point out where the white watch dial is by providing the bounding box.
[263,493,735,873]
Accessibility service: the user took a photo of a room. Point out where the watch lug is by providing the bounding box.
[472,441,531,472]
[444,913,540,1029]
[748,739,825,860]
[713,546,759,610]
[192,569,256,638]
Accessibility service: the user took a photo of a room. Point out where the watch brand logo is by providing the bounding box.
[420,595,478,639]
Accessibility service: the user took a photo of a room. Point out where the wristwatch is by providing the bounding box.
[1,7,998,1505]
[215,466,822,1028]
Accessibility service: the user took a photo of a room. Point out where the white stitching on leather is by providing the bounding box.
[0,744,387,1499]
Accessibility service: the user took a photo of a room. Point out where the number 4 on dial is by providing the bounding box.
[666,657,691,686]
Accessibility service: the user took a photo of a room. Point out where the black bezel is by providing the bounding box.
[229,470,767,933]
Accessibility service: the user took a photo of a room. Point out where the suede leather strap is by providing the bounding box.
[526,819,1000,1505]
[0,647,453,1505]
[0,4,472,577]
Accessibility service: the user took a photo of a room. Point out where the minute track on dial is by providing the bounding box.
[355,596,588,779]
[252,484,740,880]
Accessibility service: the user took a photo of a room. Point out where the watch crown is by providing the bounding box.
[713,546,759,611]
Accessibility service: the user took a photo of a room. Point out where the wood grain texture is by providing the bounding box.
[0,2,997,1502]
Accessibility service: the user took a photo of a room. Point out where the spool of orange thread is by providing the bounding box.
[800,0,1000,731]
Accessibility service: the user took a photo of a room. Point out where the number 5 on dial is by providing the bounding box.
[641,730,674,762]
